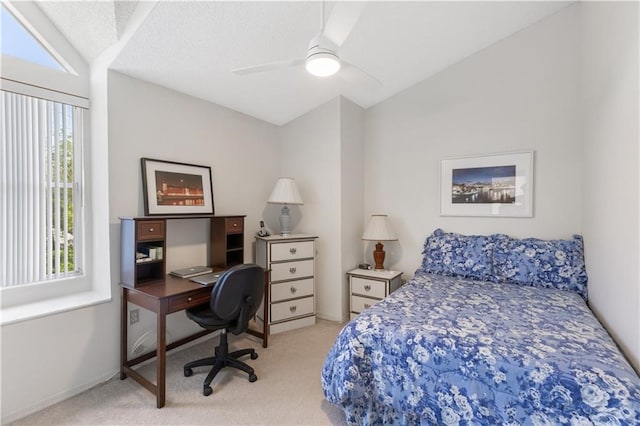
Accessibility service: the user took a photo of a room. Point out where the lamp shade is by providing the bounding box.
[362,215,397,241]
[267,178,303,205]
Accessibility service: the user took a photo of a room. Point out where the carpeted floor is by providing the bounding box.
[11,320,348,425]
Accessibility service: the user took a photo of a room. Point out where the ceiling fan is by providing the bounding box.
[232,2,382,87]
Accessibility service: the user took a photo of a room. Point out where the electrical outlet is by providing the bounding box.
[130,309,140,325]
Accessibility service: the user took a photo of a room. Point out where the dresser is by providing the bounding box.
[348,269,402,320]
[255,234,318,334]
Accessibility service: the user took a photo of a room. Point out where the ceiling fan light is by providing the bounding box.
[305,52,341,77]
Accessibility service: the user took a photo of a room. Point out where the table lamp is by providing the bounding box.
[362,214,397,270]
[267,177,303,236]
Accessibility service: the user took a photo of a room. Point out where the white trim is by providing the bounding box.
[1,77,89,108]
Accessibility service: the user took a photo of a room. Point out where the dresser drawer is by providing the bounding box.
[225,217,243,234]
[351,277,386,299]
[271,278,313,303]
[270,241,314,262]
[351,295,381,314]
[168,291,210,312]
[270,259,313,282]
[137,221,164,240]
[271,296,314,322]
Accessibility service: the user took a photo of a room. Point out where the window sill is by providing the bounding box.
[0,289,111,326]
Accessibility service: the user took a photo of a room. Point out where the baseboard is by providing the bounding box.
[2,369,117,424]
[2,332,220,424]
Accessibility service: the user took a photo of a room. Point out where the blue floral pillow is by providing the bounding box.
[492,235,588,300]
[416,228,495,281]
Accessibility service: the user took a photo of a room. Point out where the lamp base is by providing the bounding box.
[373,242,386,270]
[279,205,291,236]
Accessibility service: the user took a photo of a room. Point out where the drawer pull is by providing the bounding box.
[289,247,297,254]
[233,223,238,227]
[188,297,192,302]
[149,227,154,232]
[290,286,297,294]
[289,267,297,274]
[364,285,371,291]
[364,303,371,309]
[289,305,297,313]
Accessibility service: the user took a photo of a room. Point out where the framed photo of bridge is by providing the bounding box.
[141,158,214,216]
[440,151,534,217]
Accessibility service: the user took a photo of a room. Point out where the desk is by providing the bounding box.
[120,272,269,408]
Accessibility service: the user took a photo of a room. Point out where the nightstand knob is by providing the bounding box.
[188,297,192,302]
[290,286,297,294]
[149,228,154,232]
[289,305,297,313]
[289,267,297,274]
[289,248,297,254]
[364,285,371,291]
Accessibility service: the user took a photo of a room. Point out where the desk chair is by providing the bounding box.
[183,263,265,396]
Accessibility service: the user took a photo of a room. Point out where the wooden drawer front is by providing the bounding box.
[271,296,314,322]
[225,217,243,234]
[270,241,314,262]
[137,221,164,240]
[271,278,313,303]
[270,259,313,282]
[351,277,386,299]
[168,291,210,312]
[351,295,381,314]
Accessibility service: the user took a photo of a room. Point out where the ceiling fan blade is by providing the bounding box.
[341,60,383,88]
[322,2,366,47]
[233,58,304,75]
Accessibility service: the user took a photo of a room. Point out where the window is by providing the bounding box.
[1,90,85,287]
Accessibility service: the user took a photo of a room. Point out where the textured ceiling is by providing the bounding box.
[38,1,571,126]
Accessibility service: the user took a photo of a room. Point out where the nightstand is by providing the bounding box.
[347,269,402,320]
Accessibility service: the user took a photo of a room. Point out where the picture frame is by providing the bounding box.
[440,150,534,217]
[141,158,214,216]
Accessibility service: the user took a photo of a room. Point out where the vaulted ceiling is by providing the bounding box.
[37,1,571,125]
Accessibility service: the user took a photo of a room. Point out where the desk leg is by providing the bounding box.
[156,300,167,408]
[120,288,128,380]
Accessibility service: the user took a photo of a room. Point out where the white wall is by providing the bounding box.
[364,4,583,277]
[340,98,365,321]
[581,1,639,371]
[278,97,365,322]
[0,71,280,423]
[108,71,281,352]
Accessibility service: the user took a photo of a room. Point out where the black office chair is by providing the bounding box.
[183,263,265,396]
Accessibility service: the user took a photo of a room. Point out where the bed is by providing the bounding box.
[321,229,640,425]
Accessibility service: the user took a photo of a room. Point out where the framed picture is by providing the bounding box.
[141,158,214,216]
[440,151,534,217]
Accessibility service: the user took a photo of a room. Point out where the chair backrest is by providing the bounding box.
[209,264,265,335]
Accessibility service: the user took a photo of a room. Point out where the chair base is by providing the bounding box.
[184,330,258,396]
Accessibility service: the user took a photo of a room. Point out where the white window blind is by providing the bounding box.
[1,89,84,287]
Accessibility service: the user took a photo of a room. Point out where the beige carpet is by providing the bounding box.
[11,320,348,425]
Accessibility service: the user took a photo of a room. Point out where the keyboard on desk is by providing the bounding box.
[189,272,221,286]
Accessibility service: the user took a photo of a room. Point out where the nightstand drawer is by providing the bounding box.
[168,291,210,312]
[137,221,164,240]
[351,277,386,299]
[271,278,313,303]
[271,296,314,322]
[271,259,313,282]
[271,241,314,262]
[351,295,381,314]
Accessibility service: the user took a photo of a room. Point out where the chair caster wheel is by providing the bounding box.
[251,352,258,360]
[203,386,213,396]
[249,374,257,382]
[184,368,193,377]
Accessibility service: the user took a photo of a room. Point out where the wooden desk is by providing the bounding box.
[120,272,269,408]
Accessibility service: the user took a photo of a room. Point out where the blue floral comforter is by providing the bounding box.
[321,273,640,425]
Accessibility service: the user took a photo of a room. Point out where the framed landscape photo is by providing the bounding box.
[141,158,214,216]
[440,151,534,217]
